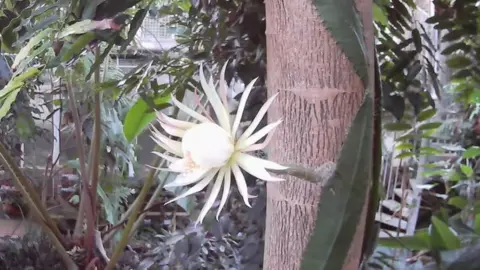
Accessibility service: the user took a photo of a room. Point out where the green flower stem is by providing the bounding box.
[105,156,160,270]
[269,162,337,187]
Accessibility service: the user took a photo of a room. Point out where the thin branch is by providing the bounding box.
[85,46,103,264]
[0,142,76,268]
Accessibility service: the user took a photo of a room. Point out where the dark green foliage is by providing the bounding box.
[425,0,480,113]
[375,0,440,121]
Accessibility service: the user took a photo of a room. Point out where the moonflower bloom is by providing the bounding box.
[150,63,287,224]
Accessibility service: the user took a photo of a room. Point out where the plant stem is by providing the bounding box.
[105,157,159,270]
[67,77,91,237]
[85,46,103,263]
[0,142,75,267]
[105,89,191,268]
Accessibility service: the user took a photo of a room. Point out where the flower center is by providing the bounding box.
[181,122,234,169]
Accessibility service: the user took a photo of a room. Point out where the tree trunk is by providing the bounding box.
[263,0,373,269]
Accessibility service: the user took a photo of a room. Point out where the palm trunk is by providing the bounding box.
[263,0,373,269]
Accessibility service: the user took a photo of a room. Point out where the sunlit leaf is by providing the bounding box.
[460,164,473,178]
[417,108,436,122]
[418,122,442,131]
[463,146,480,159]
[123,95,171,142]
[384,122,412,131]
[448,197,467,209]
[377,230,431,250]
[431,216,461,250]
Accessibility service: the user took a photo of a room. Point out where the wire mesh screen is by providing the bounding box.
[139,16,175,41]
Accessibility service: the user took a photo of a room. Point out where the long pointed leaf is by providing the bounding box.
[311,0,368,85]
[301,93,373,270]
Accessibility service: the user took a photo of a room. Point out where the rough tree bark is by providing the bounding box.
[263,0,373,269]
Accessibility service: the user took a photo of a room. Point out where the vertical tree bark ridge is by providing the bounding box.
[263,0,372,269]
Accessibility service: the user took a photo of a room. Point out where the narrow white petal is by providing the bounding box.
[237,93,279,145]
[149,130,182,157]
[165,169,218,203]
[231,164,251,207]
[231,78,258,137]
[218,62,229,109]
[170,94,210,123]
[199,64,231,131]
[236,153,285,181]
[144,165,175,172]
[196,169,224,224]
[236,120,282,151]
[216,166,231,220]
[150,124,183,154]
[151,151,179,163]
[157,112,195,129]
[158,121,185,137]
[168,158,190,173]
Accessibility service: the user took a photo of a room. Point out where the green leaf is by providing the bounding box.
[395,151,415,159]
[300,94,372,270]
[418,122,442,130]
[58,20,95,38]
[61,32,96,62]
[448,171,464,182]
[417,108,436,122]
[123,95,171,142]
[15,113,35,138]
[373,4,388,26]
[460,164,473,178]
[377,233,431,250]
[311,0,368,85]
[463,146,480,159]
[475,214,480,235]
[442,30,463,42]
[419,147,442,155]
[396,143,413,151]
[384,122,412,131]
[12,28,52,70]
[441,42,469,55]
[119,1,153,52]
[448,196,467,209]
[0,67,40,120]
[0,88,20,120]
[431,216,461,250]
[446,56,472,69]
[411,29,422,52]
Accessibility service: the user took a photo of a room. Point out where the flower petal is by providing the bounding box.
[199,64,231,131]
[231,78,257,137]
[157,112,195,130]
[218,62,229,109]
[170,94,210,123]
[231,163,251,207]
[196,168,225,224]
[165,169,218,203]
[151,151,179,163]
[150,132,182,157]
[216,166,231,220]
[167,158,190,173]
[150,124,183,155]
[237,93,279,145]
[236,120,282,151]
[144,164,175,172]
[236,153,285,181]
[158,120,186,137]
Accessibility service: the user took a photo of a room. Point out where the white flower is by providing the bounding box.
[150,63,287,224]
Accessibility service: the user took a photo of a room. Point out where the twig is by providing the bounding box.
[85,46,103,264]
[0,142,76,269]
[66,77,91,237]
